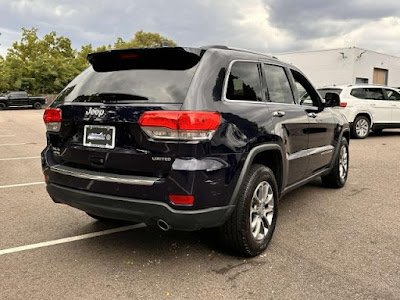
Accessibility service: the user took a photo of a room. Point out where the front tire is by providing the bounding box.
[322,137,349,188]
[0,103,6,110]
[219,164,278,257]
[352,116,370,139]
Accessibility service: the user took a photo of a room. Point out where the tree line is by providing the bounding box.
[0,28,176,95]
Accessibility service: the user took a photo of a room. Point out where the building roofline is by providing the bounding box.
[274,46,400,59]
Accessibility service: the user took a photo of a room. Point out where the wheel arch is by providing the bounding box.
[355,112,374,127]
[228,144,286,207]
[330,129,350,169]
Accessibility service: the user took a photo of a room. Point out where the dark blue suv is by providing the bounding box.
[42,46,350,256]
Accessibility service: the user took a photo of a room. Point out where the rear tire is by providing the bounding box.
[0,103,6,110]
[33,102,42,109]
[352,116,370,139]
[322,137,349,188]
[219,164,278,257]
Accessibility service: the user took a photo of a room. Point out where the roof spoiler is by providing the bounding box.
[87,47,203,72]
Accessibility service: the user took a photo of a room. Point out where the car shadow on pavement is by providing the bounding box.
[65,179,328,259]
[368,130,400,137]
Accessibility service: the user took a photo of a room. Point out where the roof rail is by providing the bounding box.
[228,47,278,59]
[200,45,229,50]
[201,45,277,60]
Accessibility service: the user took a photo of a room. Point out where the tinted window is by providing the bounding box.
[384,89,400,101]
[350,88,384,100]
[226,62,262,101]
[318,88,342,99]
[9,92,27,99]
[53,66,199,105]
[291,70,321,107]
[264,65,294,104]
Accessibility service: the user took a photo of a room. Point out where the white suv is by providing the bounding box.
[318,85,400,138]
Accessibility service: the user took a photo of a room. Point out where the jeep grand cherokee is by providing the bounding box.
[42,46,350,256]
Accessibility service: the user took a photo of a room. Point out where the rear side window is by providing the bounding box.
[226,62,262,101]
[350,88,384,100]
[52,48,202,105]
[264,64,294,104]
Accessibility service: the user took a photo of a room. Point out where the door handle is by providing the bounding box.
[308,112,317,118]
[272,111,285,118]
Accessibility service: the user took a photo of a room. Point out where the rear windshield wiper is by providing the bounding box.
[74,93,148,103]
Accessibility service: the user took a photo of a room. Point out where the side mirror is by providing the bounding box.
[324,92,340,107]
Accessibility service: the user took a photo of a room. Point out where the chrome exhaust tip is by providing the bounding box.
[157,219,170,231]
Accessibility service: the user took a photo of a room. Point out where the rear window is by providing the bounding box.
[52,48,201,105]
[317,88,342,99]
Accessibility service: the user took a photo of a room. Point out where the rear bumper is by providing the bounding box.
[47,183,233,231]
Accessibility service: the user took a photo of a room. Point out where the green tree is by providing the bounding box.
[113,30,177,49]
[0,56,11,92]
[4,28,81,94]
[0,28,177,95]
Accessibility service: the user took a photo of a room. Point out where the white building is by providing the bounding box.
[274,47,400,88]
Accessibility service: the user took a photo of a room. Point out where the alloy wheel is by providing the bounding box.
[339,145,348,180]
[355,119,369,137]
[250,181,274,241]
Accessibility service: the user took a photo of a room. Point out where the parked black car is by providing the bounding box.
[0,91,46,110]
[41,46,350,256]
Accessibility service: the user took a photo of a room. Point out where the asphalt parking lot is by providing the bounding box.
[1,109,399,300]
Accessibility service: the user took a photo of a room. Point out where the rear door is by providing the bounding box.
[48,48,202,177]
[350,88,391,123]
[383,88,400,124]
[262,63,310,186]
[289,69,336,176]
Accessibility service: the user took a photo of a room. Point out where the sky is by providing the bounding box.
[1,0,400,57]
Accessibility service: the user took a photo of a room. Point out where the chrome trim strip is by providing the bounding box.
[50,165,160,186]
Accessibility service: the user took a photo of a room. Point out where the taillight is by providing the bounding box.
[340,102,347,107]
[138,111,221,141]
[43,108,62,132]
[169,194,194,205]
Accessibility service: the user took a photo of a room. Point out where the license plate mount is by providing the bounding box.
[83,125,116,149]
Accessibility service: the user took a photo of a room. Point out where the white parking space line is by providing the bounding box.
[0,143,33,146]
[0,135,16,137]
[0,182,45,189]
[0,223,146,256]
[0,156,40,161]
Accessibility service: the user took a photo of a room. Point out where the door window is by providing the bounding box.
[263,64,294,104]
[225,62,262,101]
[384,89,400,101]
[290,70,321,107]
[9,92,27,99]
[350,88,385,100]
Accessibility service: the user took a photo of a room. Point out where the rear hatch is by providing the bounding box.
[46,47,203,177]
